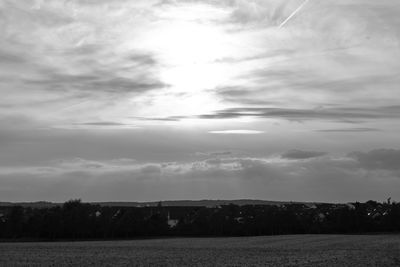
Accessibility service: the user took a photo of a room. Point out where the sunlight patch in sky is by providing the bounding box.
[209,130,265,135]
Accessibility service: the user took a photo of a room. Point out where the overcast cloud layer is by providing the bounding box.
[0,0,399,202]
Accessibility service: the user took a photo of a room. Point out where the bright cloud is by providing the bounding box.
[209,130,265,134]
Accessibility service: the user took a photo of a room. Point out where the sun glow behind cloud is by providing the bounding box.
[209,130,265,135]
[136,5,237,119]
[1,0,399,128]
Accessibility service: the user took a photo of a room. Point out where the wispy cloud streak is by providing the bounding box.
[279,0,310,28]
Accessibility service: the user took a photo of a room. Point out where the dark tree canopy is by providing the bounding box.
[0,200,399,240]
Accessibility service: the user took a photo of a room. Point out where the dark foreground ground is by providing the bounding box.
[0,235,399,266]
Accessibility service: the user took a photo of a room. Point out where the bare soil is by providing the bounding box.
[0,234,399,266]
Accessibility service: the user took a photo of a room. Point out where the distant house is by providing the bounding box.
[167,212,178,228]
[304,203,317,209]
[371,212,381,219]
[315,213,326,222]
[234,216,245,224]
[112,209,121,219]
[368,209,382,219]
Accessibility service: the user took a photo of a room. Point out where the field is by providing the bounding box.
[0,235,399,266]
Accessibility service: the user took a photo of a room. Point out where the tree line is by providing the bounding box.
[0,199,399,240]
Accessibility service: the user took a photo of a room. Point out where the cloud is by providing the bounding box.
[2,0,400,129]
[140,164,162,175]
[208,130,265,134]
[0,0,167,127]
[349,149,400,171]
[56,158,107,170]
[77,122,133,126]
[131,116,184,122]
[51,121,142,130]
[195,151,233,157]
[0,50,27,64]
[1,149,400,202]
[24,72,166,94]
[316,128,381,133]
[63,121,141,129]
[281,149,327,160]
[197,106,400,122]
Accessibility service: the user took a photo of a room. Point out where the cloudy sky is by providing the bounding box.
[1,0,400,202]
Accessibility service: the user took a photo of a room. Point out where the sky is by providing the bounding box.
[1,0,400,203]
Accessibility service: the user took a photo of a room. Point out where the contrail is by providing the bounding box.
[279,0,310,28]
